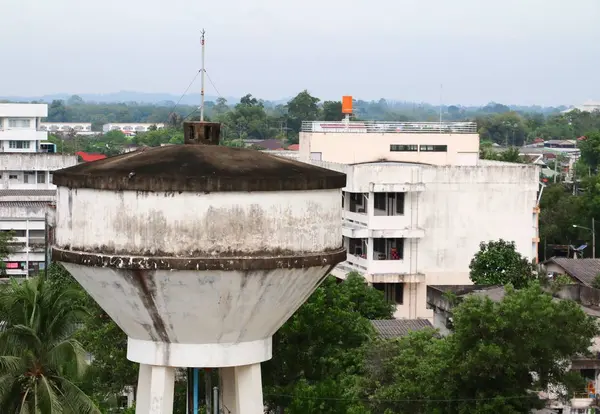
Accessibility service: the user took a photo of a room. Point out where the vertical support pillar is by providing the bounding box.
[235,363,263,414]
[220,364,263,414]
[136,364,175,414]
[220,367,238,414]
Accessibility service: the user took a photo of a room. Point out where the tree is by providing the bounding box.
[321,101,343,121]
[469,239,534,288]
[0,276,99,413]
[359,283,598,413]
[286,90,320,133]
[578,131,600,173]
[0,230,14,277]
[48,99,69,122]
[262,274,392,413]
[44,263,139,409]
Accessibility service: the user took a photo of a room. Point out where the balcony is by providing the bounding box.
[370,258,411,275]
[0,129,47,141]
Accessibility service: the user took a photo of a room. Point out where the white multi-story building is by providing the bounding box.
[40,122,95,136]
[0,103,79,277]
[0,103,48,153]
[102,123,164,136]
[297,120,541,319]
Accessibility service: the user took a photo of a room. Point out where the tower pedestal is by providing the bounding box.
[135,364,175,414]
[220,364,264,414]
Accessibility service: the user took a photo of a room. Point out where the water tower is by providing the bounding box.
[51,122,346,414]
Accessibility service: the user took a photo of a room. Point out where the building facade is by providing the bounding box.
[40,122,95,136]
[0,103,48,153]
[102,123,165,136]
[0,103,79,278]
[298,120,541,319]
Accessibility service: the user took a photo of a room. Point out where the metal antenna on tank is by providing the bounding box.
[200,29,206,122]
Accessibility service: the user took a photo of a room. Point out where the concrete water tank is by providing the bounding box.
[51,122,346,414]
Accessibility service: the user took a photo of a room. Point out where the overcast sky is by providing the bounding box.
[1,0,599,106]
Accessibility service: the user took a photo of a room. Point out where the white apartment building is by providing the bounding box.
[0,103,78,278]
[0,103,48,153]
[40,122,95,136]
[102,123,165,136]
[298,120,541,319]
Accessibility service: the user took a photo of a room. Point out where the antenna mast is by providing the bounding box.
[200,29,206,122]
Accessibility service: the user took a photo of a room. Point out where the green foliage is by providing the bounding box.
[0,275,99,413]
[579,131,600,173]
[480,146,525,163]
[469,239,535,288]
[262,273,392,412]
[359,283,598,413]
[45,264,139,405]
[0,230,14,276]
[592,274,600,290]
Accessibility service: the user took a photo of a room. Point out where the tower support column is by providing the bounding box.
[136,364,175,414]
[220,363,263,414]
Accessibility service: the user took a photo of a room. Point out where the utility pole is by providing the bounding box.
[200,29,206,122]
[593,218,596,259]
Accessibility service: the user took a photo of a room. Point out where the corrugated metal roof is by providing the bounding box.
[0,190,56,197]
[0,201,53,208]
[545,257,600,287]
[370,319,433,339]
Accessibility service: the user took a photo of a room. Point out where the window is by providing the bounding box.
[9,175,17,180]
[395,283,404,304]
[374,193,386,210]
[9,141,30,149]
[390,144,418,152]
[8,119,31,128]
[23,171,34,184]
[372,283,403,304]
[373,238,386,254]
[37,172,46,184]
[420,145,447,152]
[396,192,405,215]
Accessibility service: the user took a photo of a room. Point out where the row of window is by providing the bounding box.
[0,172,48,183]
[390,144,447,152]
[3,119,32,128]
[8,140,31,149]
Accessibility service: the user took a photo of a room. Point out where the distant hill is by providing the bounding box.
[0,91,238,105]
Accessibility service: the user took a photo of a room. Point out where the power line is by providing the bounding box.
[205,70,224,101]
[167,69,202,120]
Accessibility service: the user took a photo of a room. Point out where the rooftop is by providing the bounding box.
[0,103,47,118]
[53,144,346,192]
[301,120,477,134]
[544,257,600,287]
[370,319,433,339]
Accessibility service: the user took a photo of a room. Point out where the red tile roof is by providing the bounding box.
[76,151,107,162]
[287,144,299,151]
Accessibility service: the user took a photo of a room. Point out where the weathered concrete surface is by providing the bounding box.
[61,264,334,366]
[55,187,343,257]
[52,144,346,192]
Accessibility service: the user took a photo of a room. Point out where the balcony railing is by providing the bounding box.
[301,121,477,134]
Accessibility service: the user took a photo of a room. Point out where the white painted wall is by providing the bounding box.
[0,104,48,118]
[300,132,479,166]
[311,160,539,320]
[55,188,342,256]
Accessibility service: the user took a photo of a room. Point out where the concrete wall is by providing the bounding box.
[0,153,78,172]
[319,161,539,285]
[300,132,480,166]
[0,103,47,118]
[55,188,342,256]
[0,202,50,220]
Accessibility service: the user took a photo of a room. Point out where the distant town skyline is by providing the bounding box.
[1,0,599,106]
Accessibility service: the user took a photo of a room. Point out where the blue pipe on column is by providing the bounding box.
[193,368,199,413]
